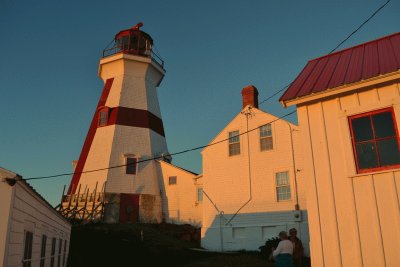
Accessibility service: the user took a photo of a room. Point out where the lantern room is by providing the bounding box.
[102,22,164,67]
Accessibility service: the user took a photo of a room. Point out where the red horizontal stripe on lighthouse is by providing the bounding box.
[107,107,165,137]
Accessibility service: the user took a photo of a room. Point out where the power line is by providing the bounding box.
[329,0,391,54]
[257,0,391,105]
[18,2,390,183]
[258,84,290,106]
[22,110,296,181]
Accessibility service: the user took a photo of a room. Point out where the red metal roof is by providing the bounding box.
[280,32,400,102]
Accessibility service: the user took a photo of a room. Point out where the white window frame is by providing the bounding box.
[260,123,273,151]
[228,130,240,156]
[275,171,291,201]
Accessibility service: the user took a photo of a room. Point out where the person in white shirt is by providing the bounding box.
[272,231,294,267]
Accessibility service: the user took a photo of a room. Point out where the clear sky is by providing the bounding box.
[0,0,398,205]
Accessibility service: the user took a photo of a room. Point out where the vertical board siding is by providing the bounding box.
[377,83,400,100]
[357,88,380,106]
[395,172,400,207]
[353,176,386,267]
[321,99,363,267]
[307,103,342,267]
[374,172,400,266]
[298,106,324,267]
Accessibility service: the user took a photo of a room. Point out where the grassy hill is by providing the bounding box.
[67,223,268,267]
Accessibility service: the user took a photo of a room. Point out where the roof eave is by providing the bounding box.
[281,70,400,108]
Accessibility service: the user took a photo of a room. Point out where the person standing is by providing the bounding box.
[272,231,294,267]
[289,228,304,267]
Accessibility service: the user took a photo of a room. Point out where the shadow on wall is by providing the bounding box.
[155,162,170,222]
[155,162,202,227]
[202,210,309,256]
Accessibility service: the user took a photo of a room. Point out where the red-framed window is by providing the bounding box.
[98,107,109,127]
[349,107,400,173]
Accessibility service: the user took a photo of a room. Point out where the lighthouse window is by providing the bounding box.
[99,110,108,127]
[126,157,137,175]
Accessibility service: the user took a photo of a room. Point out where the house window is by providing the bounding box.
[63,240,67,267]
[126,157,137,175]
[229,130,240,156]
[168,176,177,185]
[57,238,62,267]
[40,235,47,267]
[349,108,400,173]
[98,108,109,127]
[23,231,33,267]
[50,237,56,267]
[197,187,203,202]
[276,171,291,201]
[260,124,273,151]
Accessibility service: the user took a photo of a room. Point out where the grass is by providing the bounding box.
[67,223,284,266]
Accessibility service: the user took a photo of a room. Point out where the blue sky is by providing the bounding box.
[0,0,398,205]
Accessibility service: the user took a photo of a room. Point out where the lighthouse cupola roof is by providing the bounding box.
[102,22,164,67]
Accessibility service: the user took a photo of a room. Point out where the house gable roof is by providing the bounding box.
[0,167,71,225]
[201,105,297,154]
[280,32,400,105]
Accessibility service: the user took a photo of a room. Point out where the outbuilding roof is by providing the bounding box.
[280,32,400,103]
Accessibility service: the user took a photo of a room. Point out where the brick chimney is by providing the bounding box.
[241,85,259,109]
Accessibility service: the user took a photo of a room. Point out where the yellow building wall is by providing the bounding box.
[201,107,308,251]
[156,161,202,226]
[297,81,400,267]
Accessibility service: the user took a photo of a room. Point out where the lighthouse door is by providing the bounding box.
[119,194,140,223]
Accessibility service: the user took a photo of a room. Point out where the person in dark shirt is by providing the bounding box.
[289,228,304,267]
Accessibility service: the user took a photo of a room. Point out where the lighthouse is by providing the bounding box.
[66,23,169,223]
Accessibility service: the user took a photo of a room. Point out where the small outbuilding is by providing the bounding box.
[280,32,400,267]
[0,167,71,267]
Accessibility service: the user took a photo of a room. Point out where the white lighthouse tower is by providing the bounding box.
[67,23,169,223]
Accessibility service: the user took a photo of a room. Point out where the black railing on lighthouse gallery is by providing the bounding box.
[102,39,164,68]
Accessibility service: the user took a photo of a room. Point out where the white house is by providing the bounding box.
[201,85,309,253]
[280,32,400,267]
[0,167,71,267]
[156,160,203,226]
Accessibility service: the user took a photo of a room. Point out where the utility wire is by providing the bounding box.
[257,0,391,105]
[18,1,390,183]
[328,0,391,54]
[21,110,296,181]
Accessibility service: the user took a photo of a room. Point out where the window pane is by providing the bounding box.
[197,188,203,202]
[229,143,240,156]
[260,124,272,137]
[99,111,108,126]
[126,158,137,174]
[377,138,400,166]
[40,235,47,267]
[261,137,273,151]
[23,231,33,267]
[277,186,291,201]
[372,112,396,138]
[352,116,373,142]
[229,131,239,143]
[168,176,177,185]
[276,172,289,186]
[356,142,378,169]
